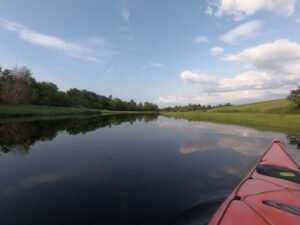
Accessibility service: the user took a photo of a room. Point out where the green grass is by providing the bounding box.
[161,111,300,133]
[0,104,157,122]
[0,104,102,118]
[161,99,300,134]
[210,99,299,114]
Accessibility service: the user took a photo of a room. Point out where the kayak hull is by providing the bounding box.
[208,140,300,225]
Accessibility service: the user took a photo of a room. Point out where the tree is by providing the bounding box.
[0,66,37,104]
[137,103,144,111]
[110,98,126,110]
[35,82,72,106]
[288,87,300,108]
[128,99,137,111]
[67,88,104,109]
[143,102,159,112]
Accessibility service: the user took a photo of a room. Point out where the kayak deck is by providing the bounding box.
[208,140,300,225]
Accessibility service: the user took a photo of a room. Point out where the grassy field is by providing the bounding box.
[161,99,300,134]
[162,112,300,133]
[0,104,157,121]
[210,99,299,114]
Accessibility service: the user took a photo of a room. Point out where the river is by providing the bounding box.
[0,114,299,225]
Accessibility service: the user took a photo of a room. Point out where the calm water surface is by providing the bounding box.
[0,115,299,225]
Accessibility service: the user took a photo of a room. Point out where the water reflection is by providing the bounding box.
[0,114,158,155]
[157,119,300,179]
[157,119,299,154]
[286,134,300,149]
[0,115,298,225]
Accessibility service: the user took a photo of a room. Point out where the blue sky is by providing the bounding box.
[1,0,300,106]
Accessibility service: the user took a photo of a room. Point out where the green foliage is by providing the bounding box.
[288,87,300,108]
[0,66,37,104]
[0,65,159,111]
[35,82,71,106]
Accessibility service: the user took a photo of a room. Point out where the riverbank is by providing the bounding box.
[161,112,300,134]
[0,104,102,117]
[0,104,157,122]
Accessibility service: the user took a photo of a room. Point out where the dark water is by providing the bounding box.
[0,115,299,225]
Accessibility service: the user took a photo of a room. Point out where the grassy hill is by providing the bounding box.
[210,99,299,114]
[162,99,300,133]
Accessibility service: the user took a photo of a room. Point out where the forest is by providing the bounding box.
[0,65,159,112]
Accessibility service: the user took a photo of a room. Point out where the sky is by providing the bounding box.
[1,0,300,106]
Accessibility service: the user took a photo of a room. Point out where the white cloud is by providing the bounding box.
[195,35,209,44]
[181,70,276,93]
[185,40,300,93]
[210,46,224,56]
[158,39,300,105]
[181,71,217,85]
[121,0,130,23]
[1,20,88,52]
[0,20,107,62]
[150,63,164,68]
[205,5,214,15]
[296,17,300,23]
[224,39,300,76]
[221,20,263,44]
[207,0,296,21]
[142,63,164,69]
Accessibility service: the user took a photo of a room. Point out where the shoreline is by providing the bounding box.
[0,104,158,122]
[161,112,300,134]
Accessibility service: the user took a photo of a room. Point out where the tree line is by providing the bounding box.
[0,65,159,111]
[161,103,232,112]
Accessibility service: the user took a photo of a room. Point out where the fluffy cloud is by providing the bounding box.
[181,71,217,85]
[224,39,300,76]
[221,20,263,44]
[181,70,275,92]
[210,47,224,56]
[195,35,209,43]
[187,40,300,92]
[0,20,108,62]
[158,39,300,105]
[297,17,300,23]
[207,0,296,20]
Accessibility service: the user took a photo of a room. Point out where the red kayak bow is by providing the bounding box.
[208,140,300,225]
